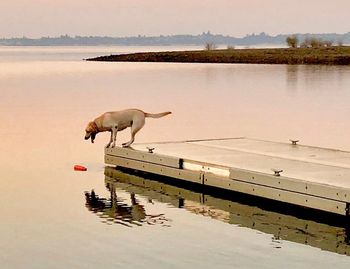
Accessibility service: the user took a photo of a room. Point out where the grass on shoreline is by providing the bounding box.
[87,46,350,65]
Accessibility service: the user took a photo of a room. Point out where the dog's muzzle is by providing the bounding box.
[85,132,96,143]
[90,133,96,143]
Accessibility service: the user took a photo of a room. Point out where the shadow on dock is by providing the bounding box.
[85,166,350,255]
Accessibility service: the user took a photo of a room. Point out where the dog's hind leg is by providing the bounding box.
[111,125,118,148]
[122,119,145,148]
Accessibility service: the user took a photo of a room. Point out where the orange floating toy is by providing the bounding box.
[74,165,87,171]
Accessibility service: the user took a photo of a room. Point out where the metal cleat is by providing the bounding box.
[272,169,283,177]
[290,139,300,146]
[147,147,155,153]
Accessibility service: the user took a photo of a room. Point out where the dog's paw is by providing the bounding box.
[122,143,130,148]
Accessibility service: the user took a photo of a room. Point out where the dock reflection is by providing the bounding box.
[84,182,171,227]
[100,166,350,256]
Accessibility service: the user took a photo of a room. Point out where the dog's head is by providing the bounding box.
[85,121,99,143]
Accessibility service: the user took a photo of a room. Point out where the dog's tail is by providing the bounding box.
[144,111,172,118]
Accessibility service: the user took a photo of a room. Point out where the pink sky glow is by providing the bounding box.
[0,0,349,38]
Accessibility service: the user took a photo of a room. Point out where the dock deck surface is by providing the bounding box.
[105,138,350,216]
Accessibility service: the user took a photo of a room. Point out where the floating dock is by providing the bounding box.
[105,138,350,216]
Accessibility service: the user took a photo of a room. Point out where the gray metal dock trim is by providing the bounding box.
[105,155,202,184]
[104,138,350,216]
[204,173,346,215]
[105,153,347,215]
[229,168,350,203]
[105,147,181,168]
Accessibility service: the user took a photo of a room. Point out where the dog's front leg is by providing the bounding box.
[105,131,113,148]
[111,126,118,148]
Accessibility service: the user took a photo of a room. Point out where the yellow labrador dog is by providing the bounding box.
[84,109,171,148]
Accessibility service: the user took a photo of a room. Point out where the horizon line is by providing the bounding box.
[1,31,350,40]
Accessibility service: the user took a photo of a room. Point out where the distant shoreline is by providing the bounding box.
[86,47,350,65]
[1,32,349,47]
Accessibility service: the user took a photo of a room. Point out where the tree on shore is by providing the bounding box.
[300,38,334,48]
[204,43,217,51]
[286,35,299,48]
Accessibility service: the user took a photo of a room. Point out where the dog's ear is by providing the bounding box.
[86,122,93,132]
[88,121,100,133]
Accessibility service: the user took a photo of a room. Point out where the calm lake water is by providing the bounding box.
[1,46,350,268]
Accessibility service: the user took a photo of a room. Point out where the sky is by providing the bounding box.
[0,0,349,38]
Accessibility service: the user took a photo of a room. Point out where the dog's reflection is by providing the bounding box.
[84,185,171,227]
